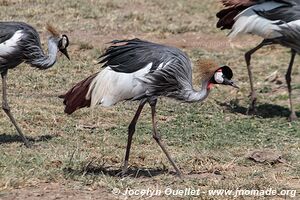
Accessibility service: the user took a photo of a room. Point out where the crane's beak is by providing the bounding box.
[60,49,70,60]
[224,78,239,89]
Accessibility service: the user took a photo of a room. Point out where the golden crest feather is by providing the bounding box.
[194,59,221,81]
[46,23,60,37]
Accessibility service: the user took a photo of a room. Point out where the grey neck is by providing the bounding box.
[30,37,58,69]
[185,79,210,102]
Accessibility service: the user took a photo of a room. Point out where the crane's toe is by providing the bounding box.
[116,169,129,177]
[116,163,129,177]
[288,112,297,122]
[246,105,257,116]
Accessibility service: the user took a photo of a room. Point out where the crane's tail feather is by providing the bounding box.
[59,73,98,114]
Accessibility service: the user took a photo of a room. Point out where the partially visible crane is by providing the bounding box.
[0,22,70,147]
[60,39,238,177]
[217,0,300,121]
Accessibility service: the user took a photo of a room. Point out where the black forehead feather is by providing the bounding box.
[220,65,233,80]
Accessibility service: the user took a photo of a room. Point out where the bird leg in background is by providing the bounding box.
[286,50,297,121]
[150,99,182,178]
[119,99,147,176]
[1,71,30,147]
[245,40,271,114]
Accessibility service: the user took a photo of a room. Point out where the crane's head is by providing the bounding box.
[46,24,70,60]
[195,59,238,90]
[58,35,70,60]
[208,66,239,90]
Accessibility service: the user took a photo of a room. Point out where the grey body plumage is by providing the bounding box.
[217,0,300,121]
[0,21,70,147]
[100,39,195,101]
[256,2,300,52]
[0,22,69,71]
[62,38,237,177]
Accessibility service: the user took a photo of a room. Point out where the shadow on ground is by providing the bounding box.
[0,133,55,145]
[64,165,171,178]
[219,101,300,118]
[64,165,226,180]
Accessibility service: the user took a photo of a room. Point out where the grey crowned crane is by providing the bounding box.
[60,39,238,177]
[0,22,70,147]
[217,0,300,121]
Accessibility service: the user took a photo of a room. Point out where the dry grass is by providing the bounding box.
[0,0,300,199]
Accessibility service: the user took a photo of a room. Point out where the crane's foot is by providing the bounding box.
[246,93,257,115]
[246,106,256,115]
[288,112,297,122]
[12,124,32,148]
[22,138,32,148]
[116,163,129,177]
[2,102,32,148]
[17,131,31,148]
[175,170,183,179]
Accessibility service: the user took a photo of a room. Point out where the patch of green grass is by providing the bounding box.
[276,94,289,101]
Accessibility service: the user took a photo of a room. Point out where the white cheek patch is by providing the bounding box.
[214,71,224,84]
[62,38,67,48]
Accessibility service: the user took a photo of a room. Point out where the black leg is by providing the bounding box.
[149,99,182,178]
[119,99,147,176]
[1,71,30,147]
[245,40,271,114]
[286,50,297,121]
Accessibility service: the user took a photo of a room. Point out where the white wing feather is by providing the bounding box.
[280,19,300,30]
[0,30,23,56]
[229,2,285,39]
[86,63,153,107]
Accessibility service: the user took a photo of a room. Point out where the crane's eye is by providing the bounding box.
[214,71,224,84]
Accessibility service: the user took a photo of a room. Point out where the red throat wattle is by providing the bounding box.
[207,82,213,90]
